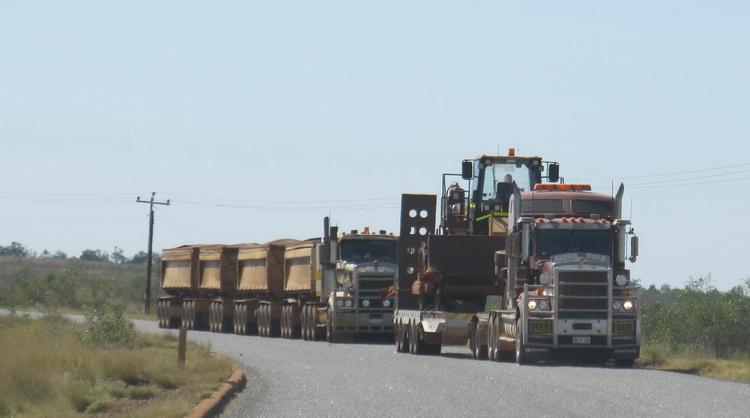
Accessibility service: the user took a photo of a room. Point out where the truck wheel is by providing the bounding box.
[515,320,532,365]
[614,358,635,368]
[309,306,320,341]
[326,311,334,343]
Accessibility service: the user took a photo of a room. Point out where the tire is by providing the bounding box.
[309,306,319,341]
[614,358,635,368]
[326,311,334,343]
[395,321,404,353]
[259,305,267,337]
[301,305,308,341]
[410,322,426,355]
[471,321,487,360]
[209,302,217,332]
[280,305,287,339]
[516,319,532,365]
[156,300,164,328]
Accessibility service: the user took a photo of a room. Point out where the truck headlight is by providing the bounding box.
[383,299,391,308]
[362,299,370,307]
[345,300,353,308]
[539,273,552,286]
[613,301,622,311]
[528,300,537,310]
[623,300,634,311]
[344,279,354,290]
[336,300,344,308]
[615,275,629,287]
[538,300,549,311]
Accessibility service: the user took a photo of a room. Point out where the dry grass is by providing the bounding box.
[637,344,750,384]
[0,315,233,417]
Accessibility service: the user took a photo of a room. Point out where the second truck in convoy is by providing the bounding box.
[394,149,641,366]
[157,218,398,342]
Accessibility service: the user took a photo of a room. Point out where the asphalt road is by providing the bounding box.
[130,319,750,418]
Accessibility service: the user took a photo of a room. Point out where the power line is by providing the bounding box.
[628,175,750,189]
[619,163,750,180]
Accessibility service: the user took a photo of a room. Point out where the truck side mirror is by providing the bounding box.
[462,161,473,180]
[547,163,560,183]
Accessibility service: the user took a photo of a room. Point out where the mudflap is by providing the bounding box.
[612,347,640,360]
[524,346,552,362]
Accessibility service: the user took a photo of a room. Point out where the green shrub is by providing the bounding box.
[77,301,140,349]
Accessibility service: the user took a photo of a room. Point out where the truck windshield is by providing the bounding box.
[536,229,611,257]
[480,162,533,203]
[341,239,397,262]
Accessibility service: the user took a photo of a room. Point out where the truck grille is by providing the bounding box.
[358,274,395,310]
[557,270,609,319]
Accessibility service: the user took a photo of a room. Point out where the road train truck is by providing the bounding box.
[157,217,398,342]
[394,149,641,366]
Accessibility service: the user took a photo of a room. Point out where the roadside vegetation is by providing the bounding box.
[0,314,232,417]
[638,275,750,383]
[0,243,233,417]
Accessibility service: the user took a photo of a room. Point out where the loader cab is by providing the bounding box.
[461,151,559,235]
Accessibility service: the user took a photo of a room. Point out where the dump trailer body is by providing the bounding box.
[160,245,200,295]
[236,241,291,298]
[284,239,319,294]
[196,244,238,295]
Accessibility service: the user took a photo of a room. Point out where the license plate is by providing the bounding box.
[613,321,635,334]
[572,336,590,344]
[529,320,552,333]
[369,317,383,325]
[338,315,355,327]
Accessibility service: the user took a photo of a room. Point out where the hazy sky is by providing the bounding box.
[2,1,748,290]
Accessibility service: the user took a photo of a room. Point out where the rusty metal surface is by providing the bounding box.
[426,235,505,281]
[397,194,436,310]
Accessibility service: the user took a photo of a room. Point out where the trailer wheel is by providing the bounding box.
[280,305,288,338]
[395,321,405,353]
[209,302,217,332]
[470,321,487,360]
[300,305,308,340]
[258,304,267,337]
[182,300,191,330]
[409,322,426,355]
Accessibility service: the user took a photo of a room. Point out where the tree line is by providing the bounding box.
[0,242,158,264]
[641,275,750,359]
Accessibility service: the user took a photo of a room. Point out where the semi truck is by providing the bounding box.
[394,149,641,366]
[157,217,398,342]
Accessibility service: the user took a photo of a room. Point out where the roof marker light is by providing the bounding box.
[534,184,592,191]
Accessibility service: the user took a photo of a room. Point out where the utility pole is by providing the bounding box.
[137,192,170,314]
